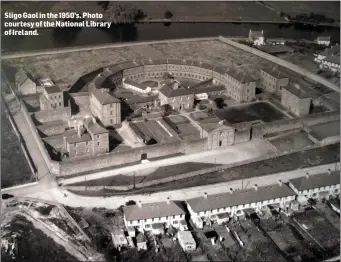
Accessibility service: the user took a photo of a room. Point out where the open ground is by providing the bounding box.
[2,38,325,93]
[1,102,33,188]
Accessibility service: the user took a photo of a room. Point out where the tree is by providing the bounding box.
[161,104,172,116]
[164,10,173,19]
[104,2,146,24]
[214,97,226,109]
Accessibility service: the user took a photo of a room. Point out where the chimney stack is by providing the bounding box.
[229,188,233,194]
[77,123,82,137]
[305,172,310,179]
[254,184,258,191]
[204,192,208,199]
[166,197,170,204]
[278,180,283,186]
[138,201,142,208]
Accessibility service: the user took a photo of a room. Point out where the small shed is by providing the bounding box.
[177,231,196,252]
[136,233,147,250]
[179,220,188,231]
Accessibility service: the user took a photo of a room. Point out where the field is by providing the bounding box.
[266,1,341,21]
[133,119,180,143]
[3,39,300,91]
[1,215,79,262]
[214,102,288,124]
[269,129,315,153]
[1,103,34,188]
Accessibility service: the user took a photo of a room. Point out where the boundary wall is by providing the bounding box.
[64,140,336,192]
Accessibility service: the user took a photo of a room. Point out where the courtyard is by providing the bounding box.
[214,101,288,124]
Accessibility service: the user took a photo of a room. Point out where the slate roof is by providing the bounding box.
[123,201,186,221]
[319,45,340,56]
[262,68,288,80]
[324,55,340,65]
[282,84,310,99]
[87,122,108,135]
[159,85,193,98]
[187,184,295,213]
[192,85,226,94]
[317,36,331,41]
[249,30,264,38]
[200,121,234,133]
[92,89,120,105]
[227,69,256,83]
[191,78,214,89]
[125,95,158,105]
[66,133,92,144]
[15,69,30,86]
[123,79,149,90]
[45,85,62,94]
[289,171,340,192]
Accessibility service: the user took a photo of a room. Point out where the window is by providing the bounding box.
[110,119,113,124]
[97,142,100,146]
[97,135,100,139]
[59,102,62,106]
[86,148,89,153]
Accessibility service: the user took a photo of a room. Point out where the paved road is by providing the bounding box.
[59,138,277,185]
[19,163,339,209]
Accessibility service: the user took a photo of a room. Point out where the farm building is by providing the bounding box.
[15,69,37,95]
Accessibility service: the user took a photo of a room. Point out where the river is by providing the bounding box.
[2,22,340,52]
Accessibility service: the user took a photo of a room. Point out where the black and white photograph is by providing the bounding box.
[1,1,340,261]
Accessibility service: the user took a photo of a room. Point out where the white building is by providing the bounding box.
[186,182,296,228]
[122,78,152,94]
[317,36,331,46]
[314,44,340,63]
[136,233,147,250]
[248,29,265,46]
[288,170,340,202]
[123,200,186,234]
[177,231,196,252]
[320,55,340,72]
[15,69,37,95]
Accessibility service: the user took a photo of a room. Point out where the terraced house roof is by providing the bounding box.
[187,183,295,213]
[289,171,340,192]
[262,68,288,80]
[45,85,62,94]
[227,69,256,83]
[123,201,186,221]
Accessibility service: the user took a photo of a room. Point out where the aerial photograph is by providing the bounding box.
[1,1,340,261]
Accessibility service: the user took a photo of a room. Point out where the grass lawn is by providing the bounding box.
[1,103,34,188]
[214,101,287,124]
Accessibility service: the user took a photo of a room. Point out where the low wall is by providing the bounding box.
[59,137,208,176]
[21,101,60,174]
[253,111,340,137]
[218,36,340,93]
